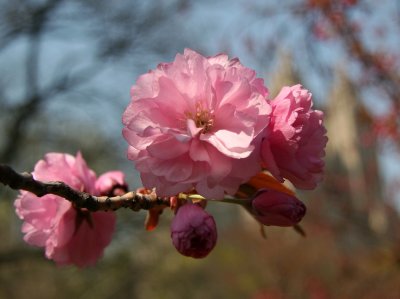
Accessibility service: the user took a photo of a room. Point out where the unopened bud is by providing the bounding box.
[251,189,306,227]
[171,203,217,258]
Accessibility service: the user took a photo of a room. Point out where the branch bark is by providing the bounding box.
[0,164,171,212]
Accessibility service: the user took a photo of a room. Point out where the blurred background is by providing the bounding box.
[0,0,400,298]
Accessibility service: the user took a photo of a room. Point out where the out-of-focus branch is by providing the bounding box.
[0,63,100,162]
[318,3,400,103]
[0,0,64,51]
[0,164,171,212]
[0,0,65,163]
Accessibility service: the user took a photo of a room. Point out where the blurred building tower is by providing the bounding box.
[268,52,300,98]
[324,68,388,237]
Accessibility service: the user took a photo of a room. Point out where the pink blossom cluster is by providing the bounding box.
[15,152,127,267]
[122,49,327,198]
[13,49,328,263]
[122,49,327,258]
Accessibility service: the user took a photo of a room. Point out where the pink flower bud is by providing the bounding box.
[251,189,306,227]
[171,203,217,258]
[95,171,128,196]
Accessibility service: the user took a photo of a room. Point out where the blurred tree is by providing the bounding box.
[0,0,194,167]
[238,0,399,146]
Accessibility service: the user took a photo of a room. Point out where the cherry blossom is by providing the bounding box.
[14,152,125,267]
[122,48,270,199]
[261,85,328,189]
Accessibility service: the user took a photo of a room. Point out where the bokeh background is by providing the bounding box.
[1,0,400,298]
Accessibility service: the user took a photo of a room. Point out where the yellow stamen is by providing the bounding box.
[185,102,214,133]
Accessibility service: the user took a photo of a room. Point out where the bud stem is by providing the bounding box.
[213,197,252,207]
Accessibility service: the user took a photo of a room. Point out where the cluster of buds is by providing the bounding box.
[159,167,309,258]
[120,49,326,258]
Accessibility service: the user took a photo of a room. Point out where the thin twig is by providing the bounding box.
[0,164,171,212]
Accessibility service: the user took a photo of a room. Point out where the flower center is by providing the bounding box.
[185,102,214,133]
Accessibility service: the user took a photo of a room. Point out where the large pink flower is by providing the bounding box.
[14,152,124,267]
[261,85,328,189]
[122,49,271,199]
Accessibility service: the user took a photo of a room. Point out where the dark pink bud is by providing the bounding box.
[251,189,306,227]
[171,204,217,258]
[95,171,128,196]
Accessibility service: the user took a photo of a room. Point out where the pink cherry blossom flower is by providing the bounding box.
[171,203,217,258]
[251,188,306,227]
[261,85,328,189]
[122,48,271,199]
[14,152,125,267]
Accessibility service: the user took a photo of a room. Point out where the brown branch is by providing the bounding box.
[319,4,400,103]
[0,164,171,212]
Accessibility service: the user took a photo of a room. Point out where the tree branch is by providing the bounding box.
[0,164,171,212]
[0,63,101,163]
[319,4,400,103]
